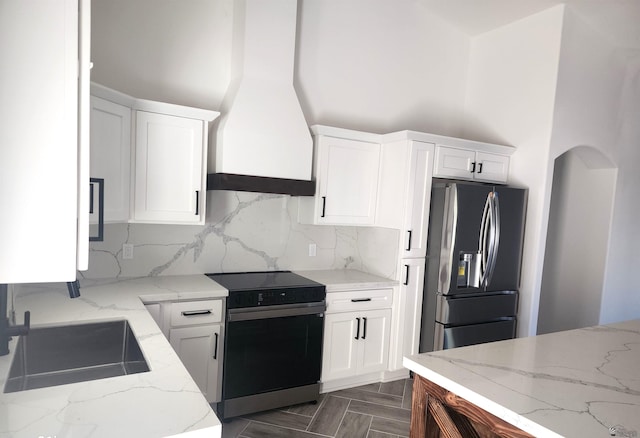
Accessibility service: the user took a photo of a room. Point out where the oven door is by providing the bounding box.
[223,303,324,401]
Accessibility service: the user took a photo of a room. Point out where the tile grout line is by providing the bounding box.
[306,394,331,432]
[332,397,353,437]
[247,418,334,438]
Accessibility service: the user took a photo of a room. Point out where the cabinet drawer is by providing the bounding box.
[326,289,393,313]
[170,300,223,327]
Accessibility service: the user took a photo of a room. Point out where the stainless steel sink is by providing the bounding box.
[3,319,149,393]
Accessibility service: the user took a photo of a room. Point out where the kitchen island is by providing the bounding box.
[404,319,640,438]
[0,275,227,438]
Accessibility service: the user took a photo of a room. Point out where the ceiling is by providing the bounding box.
[419,0,640,50]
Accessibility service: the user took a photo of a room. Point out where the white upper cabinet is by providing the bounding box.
[89,84,219,225]
[133,111,205,224]
[434,145,510,183]
[0,0,90,283]
[90,96,131,222]
[298,126,381,226]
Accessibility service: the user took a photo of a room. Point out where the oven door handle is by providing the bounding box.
[227,302,326,322]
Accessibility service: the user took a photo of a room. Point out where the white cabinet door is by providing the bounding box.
[402,142,434,258]
[434,145,510,183]
[90,96,131,222]
[322,312,360,381]
[169,324,222,403]
[322,308,391,382]
[358,308,391,375]
[434,146,475,180]
[133,111,205,224]
[474,151,509,183]
[305,136,380,226]
[400,259,425,360]
[0,0,86,283]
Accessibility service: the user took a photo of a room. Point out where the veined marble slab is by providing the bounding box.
[404,319,640,438]
[0,275,227,438]
[295,269,398,292]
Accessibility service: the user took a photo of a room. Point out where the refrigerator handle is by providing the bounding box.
[478,192,491,285]
[485,192,501,287]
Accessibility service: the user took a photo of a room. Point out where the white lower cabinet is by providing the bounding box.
[169,324,222,403]
[400,259,425,364]
[145,299,224,404]
[322,309,391,381]
[321,289,392,386]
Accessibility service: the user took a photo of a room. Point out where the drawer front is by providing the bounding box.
[170,299,223,327]
[326,289,393,313]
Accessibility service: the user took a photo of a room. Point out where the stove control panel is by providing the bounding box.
[227,286,326,309]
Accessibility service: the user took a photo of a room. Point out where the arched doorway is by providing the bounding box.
[537,146,617,335]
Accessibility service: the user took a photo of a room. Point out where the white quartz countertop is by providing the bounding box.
[295,269,397,291]
[404,319,640,438]
[0,275,227,438]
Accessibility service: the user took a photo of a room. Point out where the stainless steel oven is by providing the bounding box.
[206,271,326,419]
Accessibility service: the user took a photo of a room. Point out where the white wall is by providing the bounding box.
[92,0,470,134]
[296,0,470,135]
[546,8,640,328]
[600,55,640,324]
[463,6,564,337]
[549,7,621,159]
[91,0,232,110]
[538,149,616,334]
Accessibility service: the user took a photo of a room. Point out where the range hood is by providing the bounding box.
[208,0,315,196]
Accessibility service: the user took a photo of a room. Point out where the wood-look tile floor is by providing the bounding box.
[221,378,412,438]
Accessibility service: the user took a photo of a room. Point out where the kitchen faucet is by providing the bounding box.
[0,284,30,356]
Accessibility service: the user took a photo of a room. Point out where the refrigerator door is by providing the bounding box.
[438,182,526,295]
[434,318,517,350]
[435,291,518,326]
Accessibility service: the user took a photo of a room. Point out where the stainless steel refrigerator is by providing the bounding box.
[419,180,527,352]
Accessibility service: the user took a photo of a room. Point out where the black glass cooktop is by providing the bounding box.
[206,271,325,308]
[206,271,322,291]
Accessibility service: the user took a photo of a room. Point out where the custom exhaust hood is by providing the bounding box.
[208,0,315,196]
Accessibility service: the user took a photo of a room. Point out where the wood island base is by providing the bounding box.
[410,374,534,438]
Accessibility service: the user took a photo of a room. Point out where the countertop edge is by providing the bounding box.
[403,356,563,438]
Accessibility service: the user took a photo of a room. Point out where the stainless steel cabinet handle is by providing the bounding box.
[181,310,212,317]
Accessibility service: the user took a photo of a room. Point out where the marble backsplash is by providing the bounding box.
[83,191,400,280]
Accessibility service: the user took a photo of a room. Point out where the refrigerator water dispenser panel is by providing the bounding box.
[456,252,480,289]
